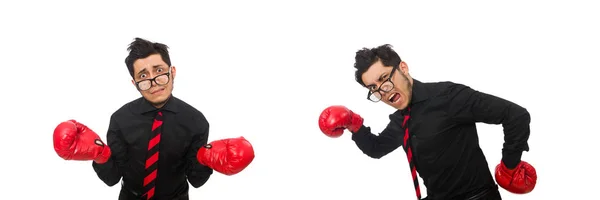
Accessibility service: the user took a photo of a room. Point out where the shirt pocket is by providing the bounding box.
[120,125,150,147]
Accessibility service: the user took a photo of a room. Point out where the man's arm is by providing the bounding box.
[185,114,214,188]
[92,115,127,186]
[446,83,531,169]
[351,112,405,159]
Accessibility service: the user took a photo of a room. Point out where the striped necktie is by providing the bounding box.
[143,111,163,200]
[402,107,421,200]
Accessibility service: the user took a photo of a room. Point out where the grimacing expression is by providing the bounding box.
[131,54,177,106]
[361,60,413,110]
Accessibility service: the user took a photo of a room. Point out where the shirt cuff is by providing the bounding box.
[350,125,368,138]
[502,150,523,169]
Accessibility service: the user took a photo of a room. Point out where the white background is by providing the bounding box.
[1,0,598,199]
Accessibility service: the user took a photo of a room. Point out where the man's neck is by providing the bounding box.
[152,95,172,109]
[152,102,166,109]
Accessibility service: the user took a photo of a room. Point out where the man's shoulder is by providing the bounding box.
[172,97,207,119]
[422,80,472,95]
[110,97,144,118]
[422,80,465,88]
[172,97,210,132]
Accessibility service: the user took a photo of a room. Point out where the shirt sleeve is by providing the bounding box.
[351,112,405,159]
[92,115,126,186]
[185,114,214,188]
[445,83,531,169]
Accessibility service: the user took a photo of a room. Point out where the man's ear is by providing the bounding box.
[171,66,177,79]
[399,61,409,75]
[131,79,137,90]
[131,79,142,91]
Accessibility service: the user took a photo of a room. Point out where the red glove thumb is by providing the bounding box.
[196,136,255,176]
[495,160,537,194]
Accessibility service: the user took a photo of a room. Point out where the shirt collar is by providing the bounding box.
[136,95,179,114]
[410,79,431,104]
[399,79,433,115]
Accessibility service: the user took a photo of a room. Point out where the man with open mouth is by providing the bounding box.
[318,44,537,200]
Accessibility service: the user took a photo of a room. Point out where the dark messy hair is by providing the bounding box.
[124,37,172,78]
[353,44,402,87]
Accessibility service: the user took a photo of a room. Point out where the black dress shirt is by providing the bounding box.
[93,95,213,200]
[352,79,531,200]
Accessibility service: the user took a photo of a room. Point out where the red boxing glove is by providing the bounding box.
[318,105,364,138]
[53,120,111,164]
[196,137,255,176]
[495,160,537,194]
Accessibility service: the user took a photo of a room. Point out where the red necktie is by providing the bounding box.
[143,111,163,200]
[402,107,421,200]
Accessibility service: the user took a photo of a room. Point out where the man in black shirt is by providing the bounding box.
[318,44,537,200]
[53,38,255,200]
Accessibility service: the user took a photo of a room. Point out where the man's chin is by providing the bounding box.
[389,102,409,110]
[145,94,170,107]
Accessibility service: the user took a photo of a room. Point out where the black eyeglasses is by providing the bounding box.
[367,66,397,102]
[135,68,171,91]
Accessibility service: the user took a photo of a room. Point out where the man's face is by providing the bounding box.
[131,54,177,107]
[361,60,413,110]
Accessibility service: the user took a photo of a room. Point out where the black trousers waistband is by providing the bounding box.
[118,181,189,200]
[422,185,502,200]
[464,185,501,200]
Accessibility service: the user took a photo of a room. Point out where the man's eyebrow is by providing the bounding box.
[377,73,386,82]
[365,73,388,88]
[136,65,163,76]
[137,68,148,76]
